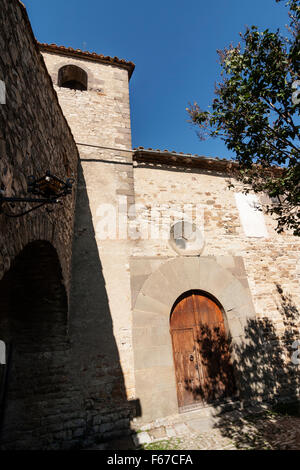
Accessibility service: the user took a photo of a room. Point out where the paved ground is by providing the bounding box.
[101,401,300,451]
[136,415,300,450]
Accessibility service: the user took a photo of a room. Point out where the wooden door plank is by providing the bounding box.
[171,328,202,408]
[171,295,195,330]
[170,291,236,408]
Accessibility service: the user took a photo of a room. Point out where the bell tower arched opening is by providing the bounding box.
[58,64,88,91]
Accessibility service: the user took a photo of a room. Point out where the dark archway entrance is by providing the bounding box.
[170,290,236,412]
[0,241,69,449]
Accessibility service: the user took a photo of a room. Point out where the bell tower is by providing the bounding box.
[41,44,137,414]
[40,43,134,151]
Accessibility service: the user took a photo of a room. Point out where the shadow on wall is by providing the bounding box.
[0,162,141,449]
[183,323,237,405]
[212,285,300,449]
[0,240,70,449]
[67,162,141,449]
[181,285,300,449]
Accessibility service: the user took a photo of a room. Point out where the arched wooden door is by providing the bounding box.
[170,291,236,411]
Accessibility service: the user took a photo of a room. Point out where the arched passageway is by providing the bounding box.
[0,241,69,449]
[170,290,236,411]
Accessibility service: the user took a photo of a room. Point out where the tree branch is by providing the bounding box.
[261,96,298,135]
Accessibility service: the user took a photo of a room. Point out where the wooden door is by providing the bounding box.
[170,292,236,410]
[171,328,201,408]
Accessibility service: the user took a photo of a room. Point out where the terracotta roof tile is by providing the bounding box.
[133,147,283,174]
[38,42,135,79]
[133,147,234,172]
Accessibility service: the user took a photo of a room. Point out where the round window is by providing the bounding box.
[169,220,205,256]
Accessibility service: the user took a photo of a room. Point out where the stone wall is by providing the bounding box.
[0,0,79,449]
[130,159,300,421]
[0,1,135,448]
[132,162,300,326]
[41,48,138,445]
[0,241,70,449]
[41,50,132,150]
[1,0,299,447]
[0,0,78,291]
[41,43,300,428]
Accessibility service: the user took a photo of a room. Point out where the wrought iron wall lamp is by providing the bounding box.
[0,171,74,218]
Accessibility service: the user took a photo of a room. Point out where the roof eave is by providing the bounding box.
[38,42,135,79]
[133,148,235,173]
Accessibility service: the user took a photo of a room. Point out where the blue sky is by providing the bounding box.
[24,0,290,159]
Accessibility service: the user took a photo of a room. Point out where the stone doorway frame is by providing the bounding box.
[131,256,256,423]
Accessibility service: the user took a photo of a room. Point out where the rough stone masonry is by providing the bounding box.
[0,0,299,450]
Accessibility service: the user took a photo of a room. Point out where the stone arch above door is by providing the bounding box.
[131,256,256,423]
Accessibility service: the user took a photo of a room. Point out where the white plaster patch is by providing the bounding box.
[0,80,6,104]
[234,193,268,238]
[0,340,5,364]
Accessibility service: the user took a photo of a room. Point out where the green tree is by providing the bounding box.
[188,0,299,235]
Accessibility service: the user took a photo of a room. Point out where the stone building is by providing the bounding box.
[0,0,299,449]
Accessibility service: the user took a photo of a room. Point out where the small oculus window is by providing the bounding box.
[169,220,205,256]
